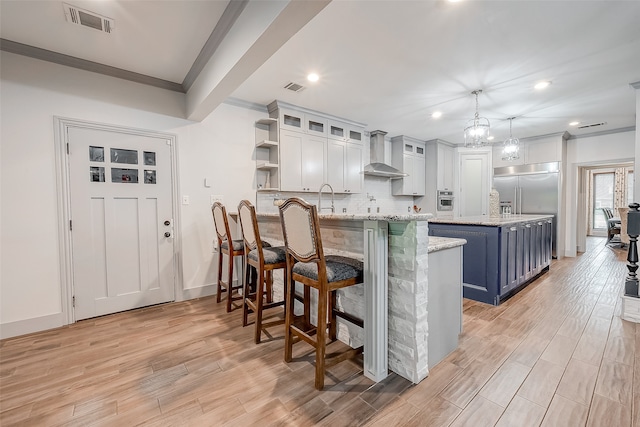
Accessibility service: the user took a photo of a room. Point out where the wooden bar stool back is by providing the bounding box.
[278,197,364,390]
[212,202,244,312]
[237,200,287,343]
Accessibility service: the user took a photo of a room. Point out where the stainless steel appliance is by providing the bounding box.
[437,190,454,211]
[493,162,560,257]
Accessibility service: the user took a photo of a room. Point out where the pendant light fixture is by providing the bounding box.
[501,117,520,161]
[463,90,491,148]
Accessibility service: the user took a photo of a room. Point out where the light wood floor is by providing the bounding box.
[0,237,633,426]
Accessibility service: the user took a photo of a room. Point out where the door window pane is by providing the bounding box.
[593,172,614,229]
[111,148,138,165]
[90,166,105,182]
[144,170,156,184]
[111,168,138,183]
[144,151,156,166]
[89,146,104,162]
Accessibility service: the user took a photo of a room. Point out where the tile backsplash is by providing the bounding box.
[256,175,416,214]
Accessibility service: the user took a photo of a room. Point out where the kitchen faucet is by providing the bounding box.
[318,183,335,214]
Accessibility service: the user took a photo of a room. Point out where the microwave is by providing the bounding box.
[437,190,454,211]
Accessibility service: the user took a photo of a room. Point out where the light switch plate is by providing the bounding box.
[182,195,190,205]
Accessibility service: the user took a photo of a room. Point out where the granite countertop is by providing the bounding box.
[255,212,433,221]
[428,214,554,226]
[428,236,467,253]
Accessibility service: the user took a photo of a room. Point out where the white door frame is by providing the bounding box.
[53,117,182,325]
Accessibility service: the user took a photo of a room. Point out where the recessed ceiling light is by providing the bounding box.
[569,121,580,126]
[431,111,442,119]
[307,73,319,82]
[534,81,551,90]
[487,135,495,141]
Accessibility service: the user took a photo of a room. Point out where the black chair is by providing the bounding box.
[601,207,621,244]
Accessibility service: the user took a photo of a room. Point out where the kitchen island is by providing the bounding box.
[254,212,465,384]
[429,214,554,305]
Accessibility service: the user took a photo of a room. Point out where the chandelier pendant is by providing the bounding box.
[464,90,491,148]
[502,117,520,161]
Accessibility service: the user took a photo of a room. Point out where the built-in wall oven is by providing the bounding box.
[437,190,454,211]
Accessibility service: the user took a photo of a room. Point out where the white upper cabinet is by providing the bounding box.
[328,119,364,144]
[277,108,328,137]
[391,136,426,196]
[327,120,364,193]
[267,101,365,194]
[305,113,327,137]
[279,108,304,133]
[279,129,326,192]
[345,142,363,193]
[327,138,346,192]
[492,133,567,168]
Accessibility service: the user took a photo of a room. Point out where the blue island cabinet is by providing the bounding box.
[429,219,552,305]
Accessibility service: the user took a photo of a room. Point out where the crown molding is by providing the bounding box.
[0,38,185,93]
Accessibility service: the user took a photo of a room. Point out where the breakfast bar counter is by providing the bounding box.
[254,211,465,384]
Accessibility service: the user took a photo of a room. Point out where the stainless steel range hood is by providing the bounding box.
[362,130,408,178]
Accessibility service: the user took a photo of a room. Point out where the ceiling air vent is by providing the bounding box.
[284,82,305,93]
[577,122,607,129]
[63,3,115,34]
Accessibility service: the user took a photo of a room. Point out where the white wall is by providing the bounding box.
[636,86,640,202]
[564,130,636,257]
[0,52,261,338]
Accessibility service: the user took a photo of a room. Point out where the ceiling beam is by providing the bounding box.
[182,0,249,93]
[185,0,331,122]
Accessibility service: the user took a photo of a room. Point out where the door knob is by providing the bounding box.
[164,232,171,238]
[164,220,171,226]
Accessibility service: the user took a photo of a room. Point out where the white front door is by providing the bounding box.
[67,126,175,320]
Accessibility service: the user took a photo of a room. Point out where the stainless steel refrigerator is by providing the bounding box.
[493,162,560,257]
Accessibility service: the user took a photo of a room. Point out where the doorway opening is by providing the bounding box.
[586,165,634,236]
[577,162,633,255]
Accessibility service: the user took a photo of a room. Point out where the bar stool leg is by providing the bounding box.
[254,269,265,344]
[315,289,328,390]
[304,287,311,329]
[242,257,251,327]
[266,271,273,304]
[329,290,337,341]
[284,271,295,363]
[216,249,224,303]
[226,253,234,313]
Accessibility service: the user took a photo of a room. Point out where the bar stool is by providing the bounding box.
[278,197,364,390]
[237,200,287,343]
[211,202,245,313]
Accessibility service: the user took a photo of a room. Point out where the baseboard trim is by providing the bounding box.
[0,312,66,340]
[179,284,216,302]
[1,288,222,339]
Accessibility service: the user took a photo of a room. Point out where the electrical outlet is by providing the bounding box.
[210,195,224,205]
